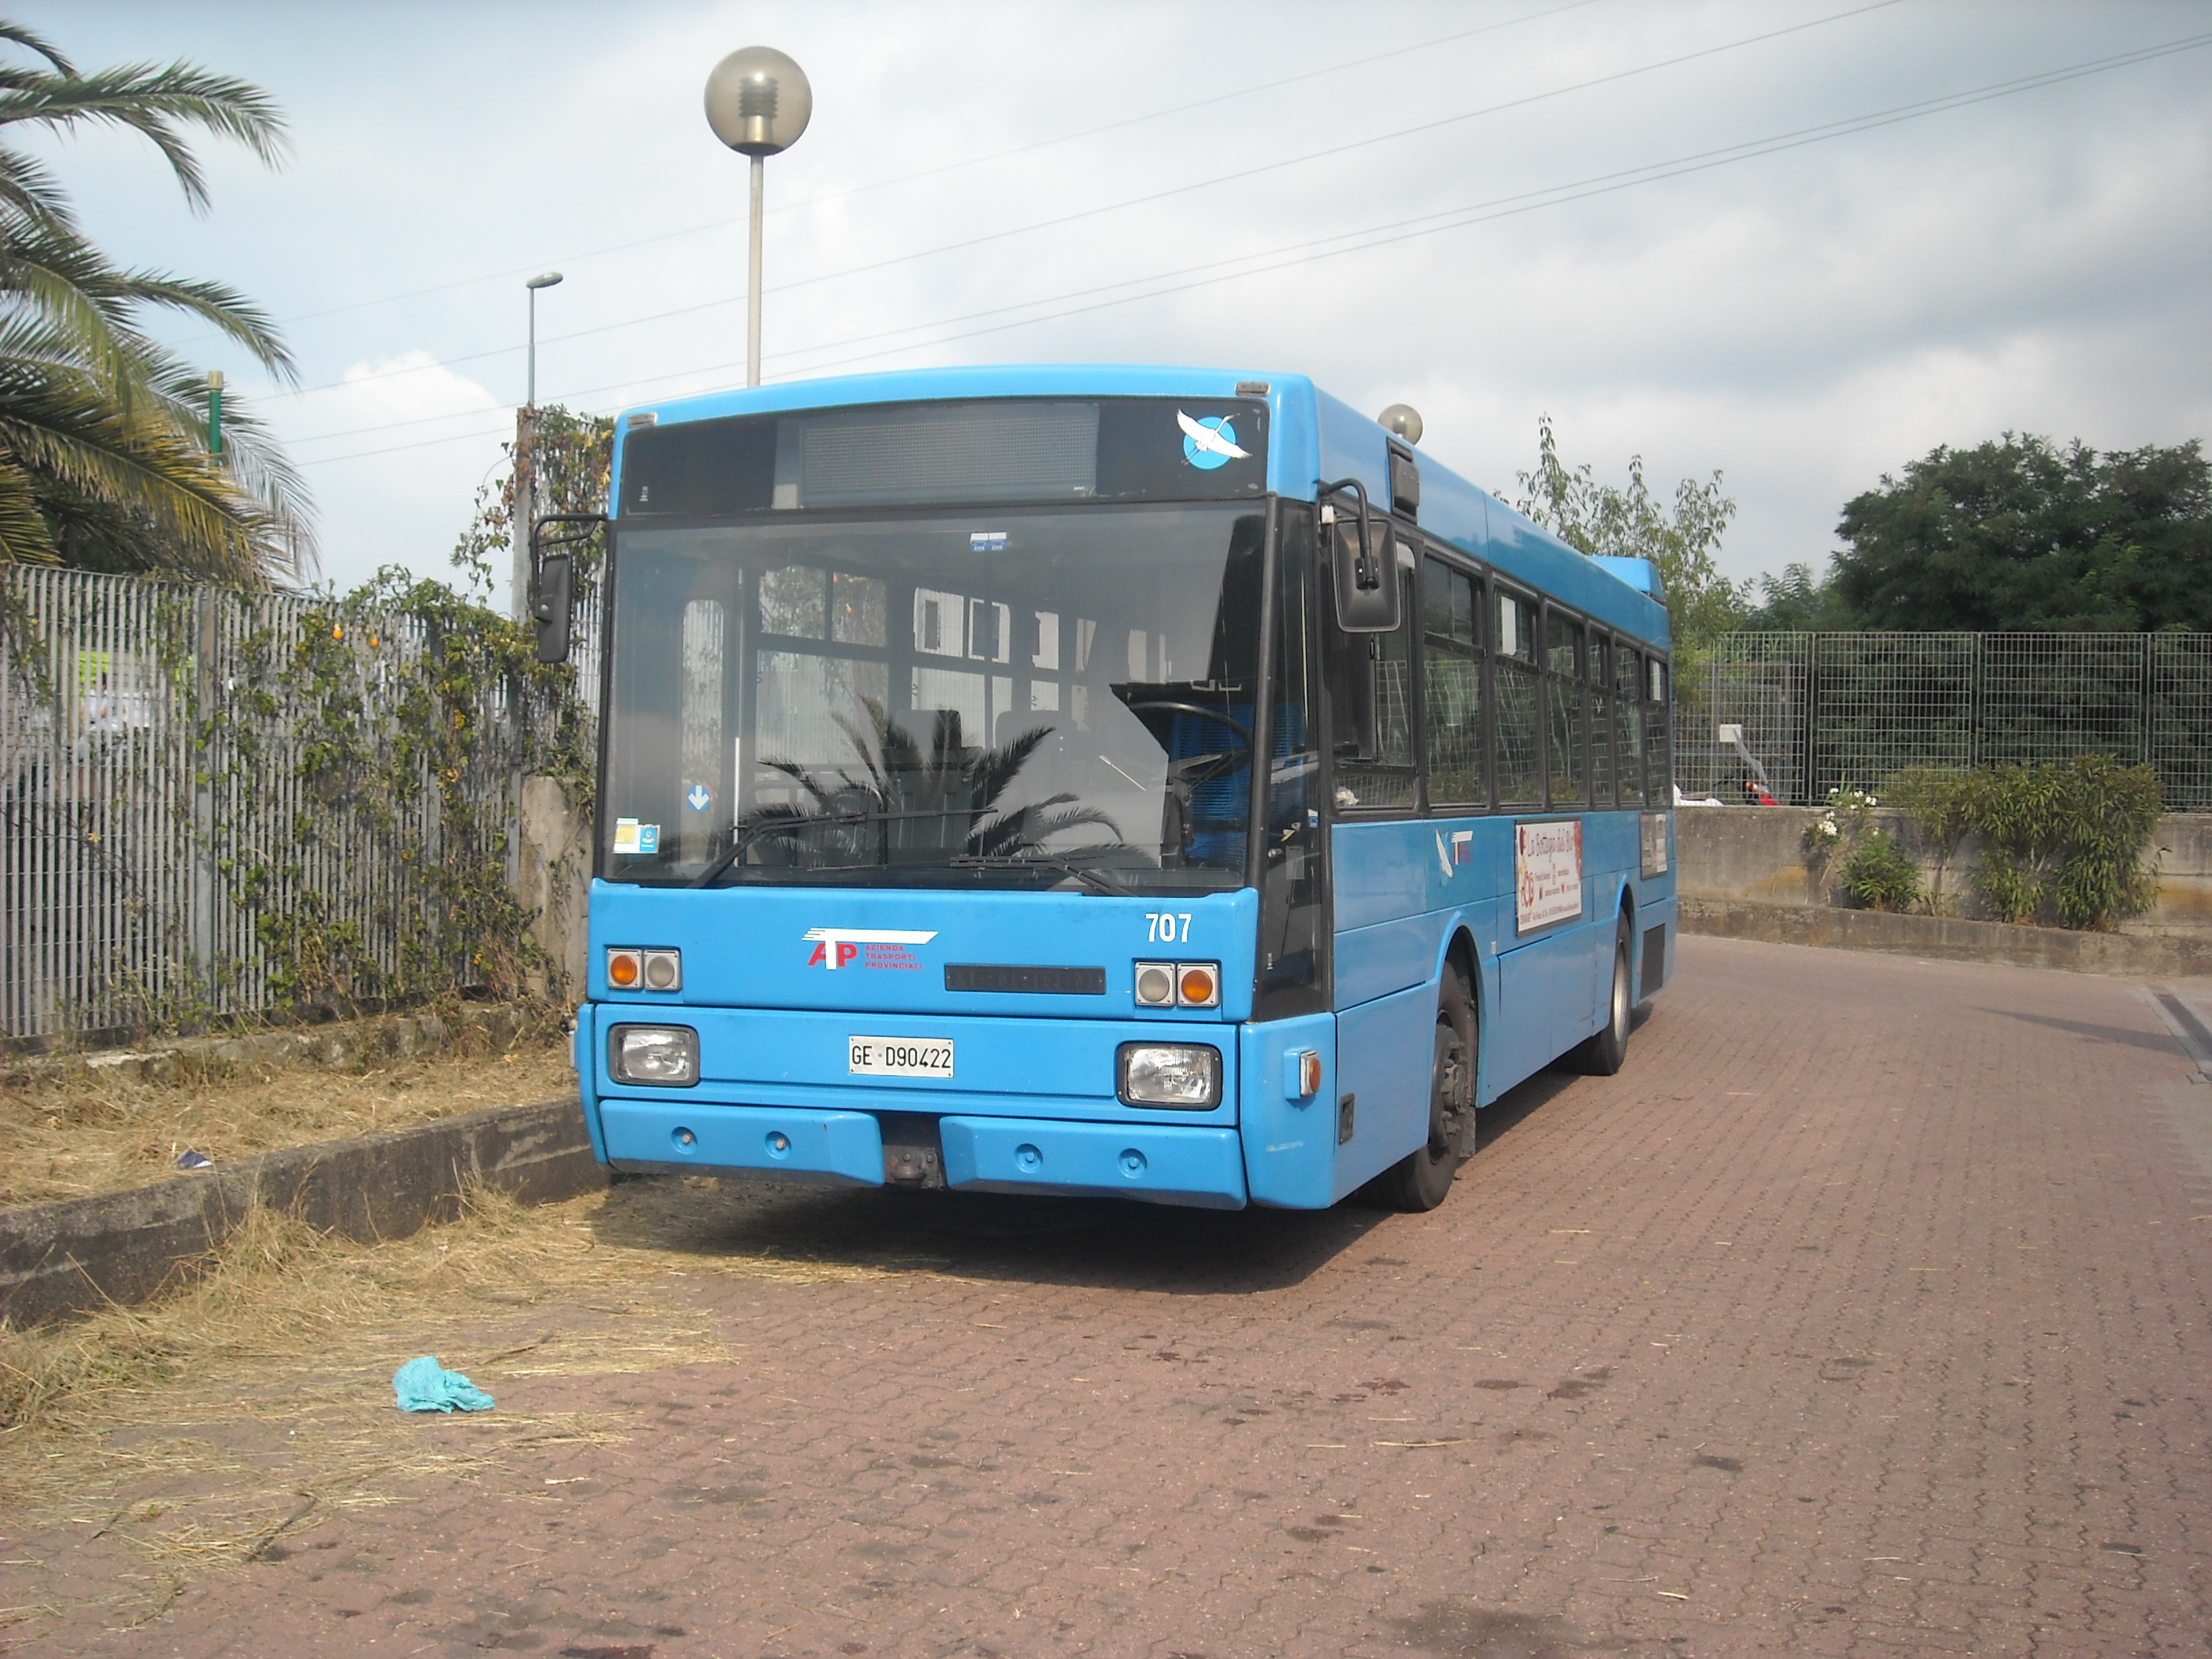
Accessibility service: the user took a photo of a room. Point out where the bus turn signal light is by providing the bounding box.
[1176,962,1219,1008]
[607,947,680,991]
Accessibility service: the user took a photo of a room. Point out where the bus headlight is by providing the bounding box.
[609,1024,699,1087]
[1117,1042,1222,1109]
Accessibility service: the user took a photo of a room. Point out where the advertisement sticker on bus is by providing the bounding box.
[1515,820,1583,933]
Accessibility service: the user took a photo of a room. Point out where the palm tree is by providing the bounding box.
[0,20,312,583]
[739,699,1124,872]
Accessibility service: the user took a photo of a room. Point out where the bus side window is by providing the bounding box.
[1615,644,1645,807]
[1422,555,1483,808]
[1326,567,1416,811]
[1545,608,1587,809]
[1324,613,1376,762]
[1645,656,1671,804]
[1492,590,1542,807]
[1590,634,1616,808]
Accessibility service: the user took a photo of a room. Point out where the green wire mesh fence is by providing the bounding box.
[1677,632,2212,807]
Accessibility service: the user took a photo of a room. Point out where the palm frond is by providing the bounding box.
[0,62,290,210]
[0,359,265,581]
[735,696,1130,869]
[102,269,296,382]
[0,229,140,377]
[0,450,57,562]
[0,22,73,79]
[0,143,70,235]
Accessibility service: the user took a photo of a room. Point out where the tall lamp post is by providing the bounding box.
[512,271,563,621]
[526,270,562,407]
[703,47,811,388]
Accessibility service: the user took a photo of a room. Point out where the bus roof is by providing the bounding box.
[614,365,1670,649]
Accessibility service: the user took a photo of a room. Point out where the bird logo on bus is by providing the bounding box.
[1177,410,1248,470]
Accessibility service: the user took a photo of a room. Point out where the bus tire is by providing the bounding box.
[1564,914,1633,1077]
[1369,965,1475,1213]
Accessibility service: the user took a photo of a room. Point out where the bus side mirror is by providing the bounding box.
[532,552,573,663]
[529,512,605,665]
[1320,478,1400,634]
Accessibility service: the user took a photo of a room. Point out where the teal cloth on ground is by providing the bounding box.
[392,1355,494,1413]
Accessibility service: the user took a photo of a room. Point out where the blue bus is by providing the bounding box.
[533,365,1675,1214]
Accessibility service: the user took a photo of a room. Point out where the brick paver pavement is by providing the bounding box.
[6,936,2210,1656]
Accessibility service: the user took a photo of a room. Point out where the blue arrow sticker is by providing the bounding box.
[685,782,714,813]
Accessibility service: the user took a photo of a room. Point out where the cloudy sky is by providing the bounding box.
[25,1,2212,601]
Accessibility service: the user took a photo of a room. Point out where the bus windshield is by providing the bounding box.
[601,502,1269,893]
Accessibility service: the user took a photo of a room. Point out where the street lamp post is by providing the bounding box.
[526,270,562,409]
[513,271,563,621]
[703,47,811,388]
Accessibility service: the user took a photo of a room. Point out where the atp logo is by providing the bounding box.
[802,927,937,970]
[1434,827,1473,879]
[1177,409,1250,471]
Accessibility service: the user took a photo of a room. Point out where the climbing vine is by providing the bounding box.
[0,408,611,1039]
[213,568,596,1015]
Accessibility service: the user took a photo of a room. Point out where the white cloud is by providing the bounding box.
[274,352,508,596]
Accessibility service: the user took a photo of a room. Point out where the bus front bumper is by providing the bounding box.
[600,1099,1248,1209]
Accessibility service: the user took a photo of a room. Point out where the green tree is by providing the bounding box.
[1832,434,2211,632]
[1737,559,1850,630]
[0,20,310,581]
[1509,414,1740,665]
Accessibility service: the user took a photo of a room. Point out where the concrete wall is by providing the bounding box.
[518,776,591,999]
[1676,806,2212,936]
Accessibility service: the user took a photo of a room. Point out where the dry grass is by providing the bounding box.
[0,1032,578,1207]
[0,1175,951,1628]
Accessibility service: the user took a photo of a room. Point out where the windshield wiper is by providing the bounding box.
[689,809,882,888]
[945,853,1130,896]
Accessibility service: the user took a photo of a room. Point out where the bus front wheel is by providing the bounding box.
[1368,966,1475,1213]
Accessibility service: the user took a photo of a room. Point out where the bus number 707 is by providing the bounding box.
[1145,913,1193,944]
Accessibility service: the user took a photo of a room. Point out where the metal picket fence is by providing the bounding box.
[1676,632,2212,808]
[1,565,590,1044]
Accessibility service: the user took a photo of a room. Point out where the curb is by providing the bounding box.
[0,1096,606,1330]
[1680,896,2212,979]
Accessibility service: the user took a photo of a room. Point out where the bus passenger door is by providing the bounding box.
[1323,555,1438,1195]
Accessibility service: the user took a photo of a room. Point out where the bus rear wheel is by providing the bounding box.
[1371,966,1475,1213]
[1564,915,1633,1077]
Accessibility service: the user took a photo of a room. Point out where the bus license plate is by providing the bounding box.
[848,1036,954,1079]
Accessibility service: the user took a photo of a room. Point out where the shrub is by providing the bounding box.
[1840,830,1923,913]
[1900,756,2163,930]
[2045,756,2163,929]
[1885,767,1982,914]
